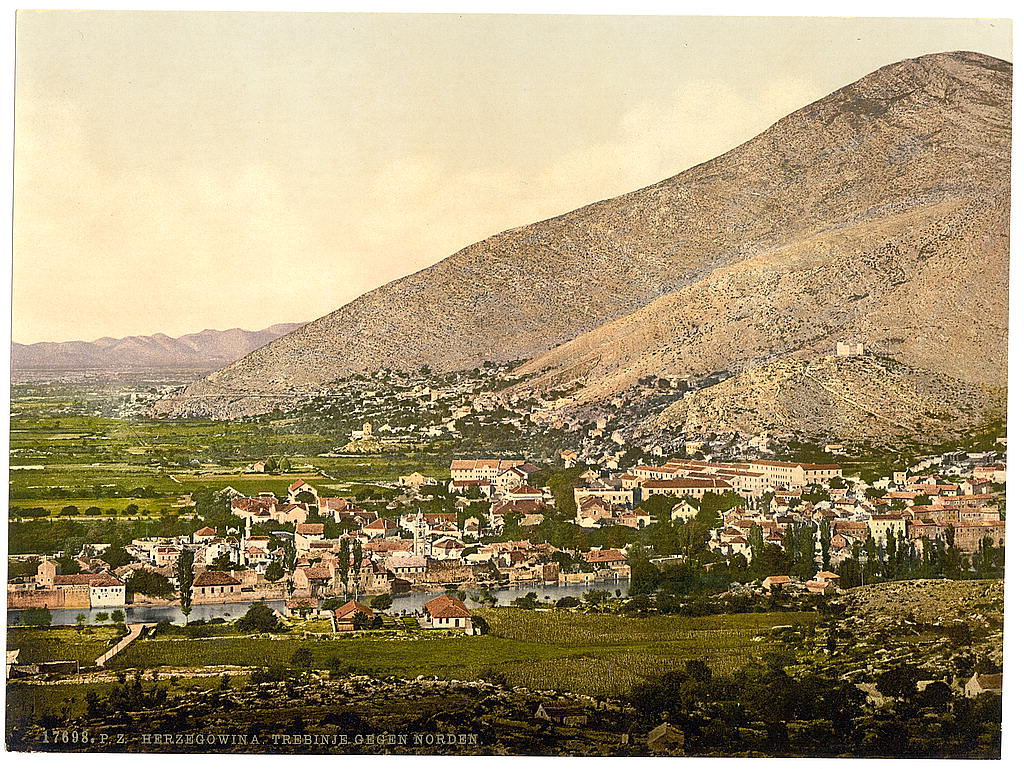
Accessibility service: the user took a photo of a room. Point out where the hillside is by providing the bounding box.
[12,323,304,371]
[646,354,1004,446]
[154,51,1010,439]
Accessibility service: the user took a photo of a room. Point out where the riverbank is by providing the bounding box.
[8,577,630,626]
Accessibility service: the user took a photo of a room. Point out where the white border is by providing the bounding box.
[1,3,1020,769]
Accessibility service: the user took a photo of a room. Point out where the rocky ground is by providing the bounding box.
[9,675,643,755]
[648,354,1003,445]
[776,579,1004,685]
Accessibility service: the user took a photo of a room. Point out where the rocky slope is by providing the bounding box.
[155,51,1010,437]
[647,354,1003,445]
[12,323,304,371]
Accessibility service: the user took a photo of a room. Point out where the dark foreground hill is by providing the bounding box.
[154,52,1010,443]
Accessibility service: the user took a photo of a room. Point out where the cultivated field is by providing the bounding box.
[9,609,815,699]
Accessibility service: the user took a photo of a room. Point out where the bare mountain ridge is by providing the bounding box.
[154,51,1010,437]
[12,323,305,371]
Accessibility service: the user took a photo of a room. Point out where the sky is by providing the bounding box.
[12,12,1012,344]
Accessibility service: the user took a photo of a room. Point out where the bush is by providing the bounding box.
[512,592,540,609]
[250,665,290,684]
[22,608,52,627]
[555,596,580,608]
[236,601,283,633]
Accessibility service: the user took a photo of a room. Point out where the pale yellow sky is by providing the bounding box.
[12,12,1011,343]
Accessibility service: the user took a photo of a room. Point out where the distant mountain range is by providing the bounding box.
[11,324,305,371]
[153,52,1009,444]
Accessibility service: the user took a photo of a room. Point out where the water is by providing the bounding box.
[7,600,289,627]
[389,578,630,613]
[7,578,629,626]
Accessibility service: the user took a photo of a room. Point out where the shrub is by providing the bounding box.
[22,608,52,627]
[236,601,283,633]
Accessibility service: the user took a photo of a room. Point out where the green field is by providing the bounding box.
[8,626,125,666]
[91,609,814,697]
[8,610,815,698]
[8,382,456,540]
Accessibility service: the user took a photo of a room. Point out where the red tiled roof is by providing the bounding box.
[583,548,627,563]
[54,572,123,587]
[642,478,731,489]
[301,567,332,580]
[193,570,241,587]
[334,600,374,619]
[509,484,542,495]
[424,594,471,618]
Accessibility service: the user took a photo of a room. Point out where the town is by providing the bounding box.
[8,446,1006,620]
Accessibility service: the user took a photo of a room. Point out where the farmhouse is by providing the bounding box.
[423,594,472,630]
[333,600,375,631]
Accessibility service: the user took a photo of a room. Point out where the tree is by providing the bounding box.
[369,593,393,610]
[95,611,110,622]
[351,540,363,591]
[61,505,80,517]
[555,596,580,608]
[111,609,125,623]
[290,647,314,669]
[208,552,235,571]
[237,601,282,633]
[76,613,87,631]
[795,525,817,580]
[22,608,52,627]
[338,538,350,593]
[628,546,660,595]
[56,551,82,575]
[176,549,195,625]
[942,525,963,579]
[512,592,540,609]
[102,544,132,570]
[265,560,285,582]
[748,523,765,565]
[819,521,831,571]
[876,664,926,703]
[126,569,173,599]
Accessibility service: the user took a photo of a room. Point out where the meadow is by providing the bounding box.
[24,609,819,697]
[8,381,454,547]
[8,625,125,666]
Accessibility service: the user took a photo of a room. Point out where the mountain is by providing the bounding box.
[12,323,305,371]
[650,355,1004,446]
[154,51,1010,443]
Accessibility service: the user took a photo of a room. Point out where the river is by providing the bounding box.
[7,578,630,626]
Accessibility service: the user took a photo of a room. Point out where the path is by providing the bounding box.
[95,622,156,668]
